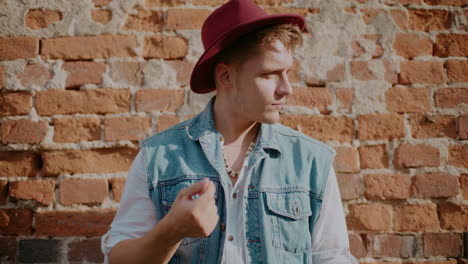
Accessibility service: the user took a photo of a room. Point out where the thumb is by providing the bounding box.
[178,178,209,199]
[199,181,215,198]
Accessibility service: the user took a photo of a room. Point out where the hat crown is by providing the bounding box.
[201,0,268,49]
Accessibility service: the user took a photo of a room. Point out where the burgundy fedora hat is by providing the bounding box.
[190,0,306,94]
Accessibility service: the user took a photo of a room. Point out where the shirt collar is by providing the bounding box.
[185,96,282,157]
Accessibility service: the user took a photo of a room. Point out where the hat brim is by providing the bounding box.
[190,14,306,94]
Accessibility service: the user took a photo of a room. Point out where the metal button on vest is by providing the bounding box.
[227,235,234,241]
[220,223,225,231]
[232,193,237,199]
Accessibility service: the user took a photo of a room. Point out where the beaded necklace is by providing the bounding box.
[220,131,258,177]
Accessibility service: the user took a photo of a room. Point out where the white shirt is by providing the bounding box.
[101,151,357,263]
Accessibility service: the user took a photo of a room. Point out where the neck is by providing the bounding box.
[213,96,259,145]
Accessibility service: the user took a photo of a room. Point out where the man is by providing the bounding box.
[101,0,357,263]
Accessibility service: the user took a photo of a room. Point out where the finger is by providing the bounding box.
[178,178,209,199]
[199,181,215,198]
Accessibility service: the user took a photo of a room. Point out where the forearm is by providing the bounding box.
[108,216,182,264]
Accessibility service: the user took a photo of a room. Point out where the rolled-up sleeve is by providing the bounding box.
[101,151,158,264]
[311,167,358,264]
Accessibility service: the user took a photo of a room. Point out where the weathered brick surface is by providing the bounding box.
[165,60,195,87]
[1,119,48,144]
[166,9,211,30]
[42,148,138,176]
[59,179,108,205]
[434,88,468,108]
[104,116,151,141]
[349,233,367,258]
[351,61,376,81]
[157,115,180,132]
[281,115,354,143]
[411,174,460,198]
[53,117,101,143]
[35,210,116,236]
[16,63,53,88]
[347,204,392,231]
[145,0,187,7]
[62,61,106,88]
[143,35,188,59]
[394,144,440,168]
[359,145,388,169]
[0,92,32,117]
[446,60,468,83]
[336,88,354,112]
[461,174,468,199]
[41,35,137,60]
[365,174,410,200]
[448,145,468,168]
[287,87,332,114]
[399,61,445,84]
[385,87,430,113]
[333,147,359,173]
[0,66,4,88]
[91,9,112,24]
[36,88,130,116]
[393,33,432,58]
[19,239,60,263]
[434,34,468,57]
[92,0,112,7]
[123,8,163,32]
[424,0,465,5]
[423,233,462,257]
[0,180,7,205]
[9,180,55,205]
[0,37,39,60]
[68,238,104,262]
[393,204,439,232]
[408,9,451,31]
[110,178,126,202]
[110,61,145,86]
[25,9,62,29]
[337,173,362,200]
[410,114,456,139]
[373,234,418,258]
[0,151,40,178]
[358,114,404,141]
[135,89,185,112]
[0,209,33,235]
[439,203,468,231]
[0,237,16,262]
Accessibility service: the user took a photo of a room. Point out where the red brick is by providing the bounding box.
[448,145,468,168]
[281,115,354,143]
[406,261,457,264]
[423,233,462,257]
[385,87,430,113]
[166,9,211,30]
[359,145,388,169]
[383,60,398,84]
[157,115,180,132]
[110,178,125,202]
[41,35,137,60]
[1,119,48,144]
[110,61,145,86]
[91,9,112,24]
[0,180,7,205]
[326,63,345,82]
[92,0,112,6]
[123,8,163,32]
[165,60,195,87]
[53,117,101,143]
[135,89,185,112]
[337,173,362,201]
[461,174,468,199]
[9,180,55,205]
[360,8,384,24]
[145,0,187,7]
[460,115,468,139]
[35,210,116,236]
[25,9,62,29]
[424,0,465,5]
[446,60,468,83]
[336,88,353,112]
[365,174,410,200]
[399,60,445,84]
[410,114,456,139]
[351,61,376,81]
[393,33,432,58]
[334,147,359,173]
[42,148,138,176]
[265,7,309,17]
[358,114,404,141]
[104,116,151,141]
[351,41,365,57]
[0,237,16,262]
[347,204,392,231]
[409,9,451,31]
[394,144,440,168]
[411,173,460,198]
[63,61,106,88]
[16,63,53,88]
[0,209,33,235]
[349,234,367,258]
[439,203,468,231]
[394,204,439,232]
[0,92,32,117]
[288,87,332,114]
[60,179,108,205]
[0,151,40,178]
[434,88,468,108]
[0,37,39,60]
[373,234,418,258]
[68,238,104,262]
[0,66,4,88]
[434,34,468,57]
[389,9,409,31]
[191,0,225,5]
[36,88,130,116]
[143,35,188,59]
[388,0,422,3]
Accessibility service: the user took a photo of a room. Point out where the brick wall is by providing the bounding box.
[0,0,466,263]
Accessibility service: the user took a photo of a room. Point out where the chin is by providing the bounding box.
[259,112,280,124]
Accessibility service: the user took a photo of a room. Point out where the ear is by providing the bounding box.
[214,63,234,90]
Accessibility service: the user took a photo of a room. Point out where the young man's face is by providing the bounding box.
[228,39,294,124]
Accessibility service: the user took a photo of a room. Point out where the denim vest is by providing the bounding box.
[140,97,335,264]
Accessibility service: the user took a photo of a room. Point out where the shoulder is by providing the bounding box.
[271,122,336,156]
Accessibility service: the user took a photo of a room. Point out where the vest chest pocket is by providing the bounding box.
[265,191,312,254]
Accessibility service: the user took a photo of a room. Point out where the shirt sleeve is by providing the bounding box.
[311,167,358,264]
[101,151,158,264]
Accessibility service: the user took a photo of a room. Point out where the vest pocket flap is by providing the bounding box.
[265,191,312,220]
[161,179,219,206]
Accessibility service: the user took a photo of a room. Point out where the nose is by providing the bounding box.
[275,72,292,97]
